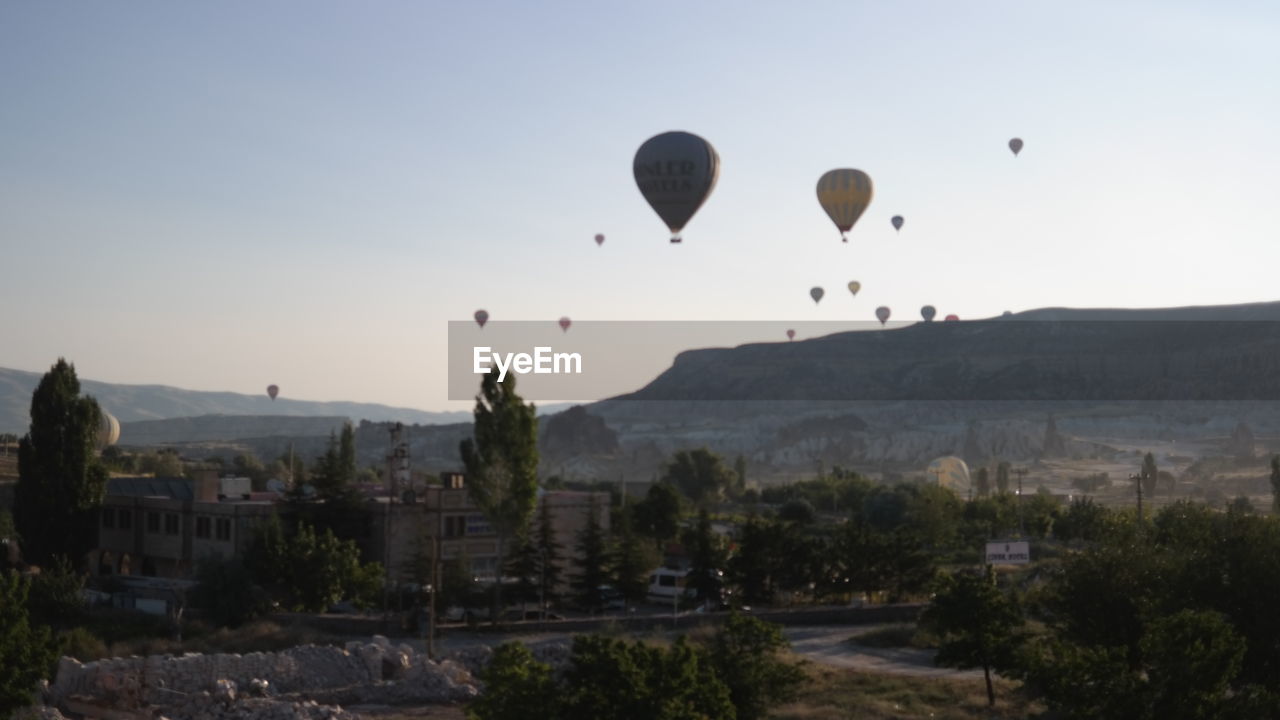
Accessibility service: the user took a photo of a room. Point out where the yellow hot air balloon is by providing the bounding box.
[817,169,873,242]
[927,456,971,493]
[847,281,861,297]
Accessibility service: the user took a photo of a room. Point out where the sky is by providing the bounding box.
[3,1,1279,412]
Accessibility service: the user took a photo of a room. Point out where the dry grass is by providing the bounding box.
[88,620,346,661]
[771,664,1040,720]
[846,624,937,650]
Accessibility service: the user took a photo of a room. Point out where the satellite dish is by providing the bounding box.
[402,489,417,504]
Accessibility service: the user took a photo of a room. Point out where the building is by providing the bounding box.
[93,470,611,602]
[94,472,277,578]
[370,473,610,594]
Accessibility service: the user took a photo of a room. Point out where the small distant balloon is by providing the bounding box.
[1009,138,1024,157]
[945,314,960,322]
[847,281,861,297]
[474,310,489,328]
[921,305,937,322]
[559,316,571,332]
[816,169,874,242]
[876,306,891,326]
[634,131,720,243]
[810,287,825,304]
[891,215,904,232]
[786,329,796,341]
[267,385,279,401]
[594,233,605,246]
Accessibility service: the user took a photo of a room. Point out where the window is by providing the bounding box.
[215,518,232,542]
[102,507,116,529]
[165,513,179,535]
[444,516,467,538]
[195,517,211,539]
[118,509,132,530]
[147,512,160,534]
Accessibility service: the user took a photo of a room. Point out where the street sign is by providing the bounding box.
[985,540,1030,565]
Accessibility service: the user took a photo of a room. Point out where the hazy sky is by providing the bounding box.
[3,1,1278,411]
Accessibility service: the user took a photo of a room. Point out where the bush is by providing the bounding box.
[58,626,108,662]
[1,572,60,717]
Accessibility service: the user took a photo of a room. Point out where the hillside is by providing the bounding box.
[0,367,468,435]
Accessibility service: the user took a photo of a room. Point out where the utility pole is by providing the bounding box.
[427,533,438,659]
[1016,467,1027,536]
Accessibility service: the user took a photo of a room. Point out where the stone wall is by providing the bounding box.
[45,636,479,720]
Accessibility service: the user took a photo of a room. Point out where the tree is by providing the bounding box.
[573,498,610,610]
[534,503,564,607]
[974,467,991,498]
[684,509,726,605]
[733,454,748,496]
[1141,452,1158,497]
[778,499,816,525]
[611,512,655,608]
[0,572,60,717]
[467,642,559,720]
[193,556,271,627]
[704,613,806,720]
[460,369,539,623]
[338,421,357,487]
[996,462,1010,494]
[505,530,542,610]
[244,516,382,612]
[633,481,682,547]
[14,358,108,568]
[922,567,1023,707]
[559,635,736,720]
[662,448,735,505]
[1271,456,1280,514]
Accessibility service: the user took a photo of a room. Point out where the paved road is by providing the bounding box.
[781,625,981,679]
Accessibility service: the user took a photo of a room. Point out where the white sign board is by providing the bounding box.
[985,540,1030,565]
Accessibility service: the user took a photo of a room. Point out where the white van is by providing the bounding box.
[647,567,694,604]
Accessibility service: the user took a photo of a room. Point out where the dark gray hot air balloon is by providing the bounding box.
[810,287,825,304]
[267,384,279,401]
[474,310,489,328]
[634,131,720,243]
[921,305,936,322]
[1009,138,1024,156]
[876,306,891,326]
[891,215,904,232]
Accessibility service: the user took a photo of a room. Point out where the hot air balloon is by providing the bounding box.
[927,456,971,493]
[267,385,279,401]
[921,305,937,322]
[96,410,120,451]
[891,215,904,232]
[1002,310,1013,317]
[847,281,861,297]
[474,310,489,328]
[1009,138,1023,156]
[810,287,825,304]
[786,329,796,341]
[634,131,720,243]
[817,169,873,242]
[875,306,891,326]
[559,317,571,332]
[945,314,959,322]
[594,233,605,246]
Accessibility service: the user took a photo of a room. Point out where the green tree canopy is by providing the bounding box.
[661,448,735,505]
[15,358,108,567]
[922,567,1024,707]
[0,572,60,717]
[460,370,539,621]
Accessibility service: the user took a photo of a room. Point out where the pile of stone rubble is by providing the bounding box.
[35,636,491,720]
